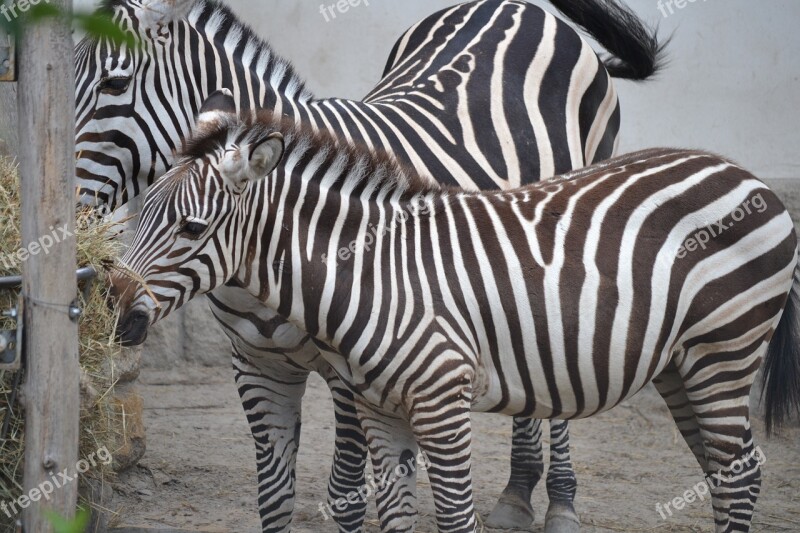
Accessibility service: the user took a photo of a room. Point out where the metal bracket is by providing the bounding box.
[0,26,15,82]
[0,267,97,369]
[1,295,23,370]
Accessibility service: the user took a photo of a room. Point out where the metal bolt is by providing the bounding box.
[68,305,82,321]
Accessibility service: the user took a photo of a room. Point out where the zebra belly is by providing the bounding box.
[468,335,669,420]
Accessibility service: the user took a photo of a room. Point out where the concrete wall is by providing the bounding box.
[68,0,799,368]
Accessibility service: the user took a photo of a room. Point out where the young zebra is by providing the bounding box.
[77,0,665,530]
[111,102,800,533]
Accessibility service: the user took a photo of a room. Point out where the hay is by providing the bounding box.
[0,156,124,528]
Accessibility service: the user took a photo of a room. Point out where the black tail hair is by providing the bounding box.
[547,0,668,80]
[762,262,800,434]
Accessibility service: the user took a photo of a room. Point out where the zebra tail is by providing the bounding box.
[762,260,800,435]
[546,0,669,81]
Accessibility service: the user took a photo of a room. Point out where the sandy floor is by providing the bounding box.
[108,366,800,533]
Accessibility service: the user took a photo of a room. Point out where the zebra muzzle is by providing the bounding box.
[115,310,151,347]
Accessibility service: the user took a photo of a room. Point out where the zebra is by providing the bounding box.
[109,104,800,533]
[76,0,665,530]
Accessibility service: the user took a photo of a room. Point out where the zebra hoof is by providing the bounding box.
[484,490,535,530]
[544,501,580,533]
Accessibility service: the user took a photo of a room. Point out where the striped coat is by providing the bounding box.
[111,108,800,532]
[76,0,664,530]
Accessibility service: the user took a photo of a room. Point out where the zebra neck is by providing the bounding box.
[251,162,437,344]
[185,3,313,118]
[184,3,395,139]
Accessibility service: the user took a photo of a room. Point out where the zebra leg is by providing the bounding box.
[485,418,542,529]
[544,420,581,533]
[233,350,308,533]
[316,365,369,532]
[355,398,419,533]
[411,388,476,533]
[653,363,708,471]
[698,417,761,533]
[681,361,762,531]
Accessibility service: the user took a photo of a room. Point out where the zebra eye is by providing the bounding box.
[179,219,208,238]
[98,76,131,95]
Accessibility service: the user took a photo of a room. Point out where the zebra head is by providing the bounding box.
[75,0,200,210]
[110,91,285,346]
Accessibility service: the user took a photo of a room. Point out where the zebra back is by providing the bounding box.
[75,0,631,210]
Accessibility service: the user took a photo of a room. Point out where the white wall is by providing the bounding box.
[75,0,800,178]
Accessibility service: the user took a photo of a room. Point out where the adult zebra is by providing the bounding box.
[76,0,664,530]
[110,106,800,533]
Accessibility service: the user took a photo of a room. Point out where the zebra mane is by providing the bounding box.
[97,0,312,102]
[183,111,441,199]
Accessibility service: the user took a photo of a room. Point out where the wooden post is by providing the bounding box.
[18,0,80,530]
[0,85,18,156]
[0,5,18,157]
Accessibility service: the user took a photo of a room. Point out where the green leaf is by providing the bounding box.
[1,5,137,49]
[74,12,139,49]
[24,2,62,21]
[45,506,91,533]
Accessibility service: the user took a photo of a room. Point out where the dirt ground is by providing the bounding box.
[107,366,800,533]
[109,179,800,533]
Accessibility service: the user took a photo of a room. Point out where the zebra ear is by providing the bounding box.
[134,0,195,30]
[248,133,285,179]
[220,133,284,192]
[196,89,236,130]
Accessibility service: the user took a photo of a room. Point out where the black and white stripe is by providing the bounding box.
[111,110,800,533]
[77,0,665,530]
